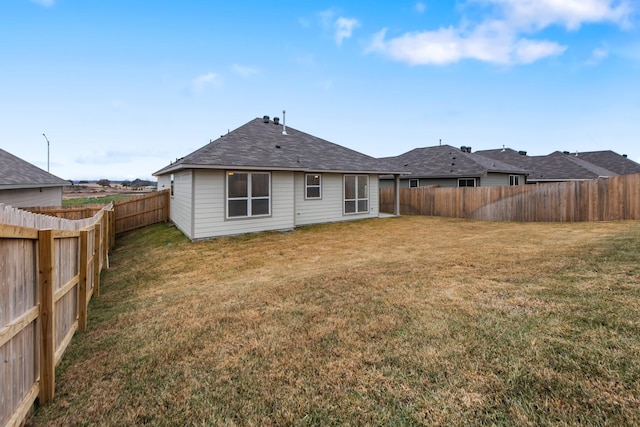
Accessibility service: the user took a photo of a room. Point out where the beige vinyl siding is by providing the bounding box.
[481,173,509,187]
[294,173,379,226]
[0,187,63,207]
[192,170,295,239]
[157,175,171,192]
[169,170,194,239]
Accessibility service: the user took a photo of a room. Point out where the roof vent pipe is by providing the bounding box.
[282,109,287,135]
[273,117,280,125]
[263,115,270,123]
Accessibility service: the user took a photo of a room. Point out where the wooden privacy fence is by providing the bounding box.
[0,203,112,427]
[380,173,640,222]
[27,189,170,235]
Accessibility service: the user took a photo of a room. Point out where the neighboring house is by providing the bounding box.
[477,149,622,183]
[153,116,404,240]
[0,148,70,207]
[572,150,640,176]
[379,144,527,188]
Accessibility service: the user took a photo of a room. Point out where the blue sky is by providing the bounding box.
[1,0,639,181]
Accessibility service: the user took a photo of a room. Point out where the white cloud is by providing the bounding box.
[317,9,361,45]
[478,0,633,30]
[366,0,629,66]
[587,44,610,64]
[30,0,55,6]
[513,38,567,63]
[231,64,259,77]
[334,17,360,45]
[318,9,336,30]
[191,72,220,94]
[367,25,566,65]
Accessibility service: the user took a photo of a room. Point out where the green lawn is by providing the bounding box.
[30,216,640,426]
[62,194,134,206]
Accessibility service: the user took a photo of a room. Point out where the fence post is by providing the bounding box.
[78,229,89,333]
[38,228,55,403]
[109,209,116,251]
[94,223,101,297]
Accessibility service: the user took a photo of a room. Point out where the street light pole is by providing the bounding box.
[42,133,50,172]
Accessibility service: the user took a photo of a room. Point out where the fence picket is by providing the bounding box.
[380,173,640,222]
[1,204,112,427]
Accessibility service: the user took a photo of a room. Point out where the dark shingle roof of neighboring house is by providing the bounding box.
[154,117,404,175]
[380,145,527,179]
[0,148,70,189]
[574,150,640,176]
[478,148,619,182]
[474,148,535,170]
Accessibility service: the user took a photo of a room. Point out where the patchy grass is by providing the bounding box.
[63,194,135,206]
[30,216,640,426]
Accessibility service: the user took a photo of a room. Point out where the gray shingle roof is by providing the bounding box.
[575,150,640,176]
[0,148,70,189]
[381,145,527,178]
[478,149,619,181]
[154,118,404,176]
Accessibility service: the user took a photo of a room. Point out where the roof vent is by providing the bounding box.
[460,146,472,153]
[518,150,527,156]
[273,117,280,125]
[263,115,270,123]
[623,154,628,158]
[563,151,570,155]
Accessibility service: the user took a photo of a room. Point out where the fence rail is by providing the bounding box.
[380,173,640,222]
[0,204,111,427]
[26,189,170,235]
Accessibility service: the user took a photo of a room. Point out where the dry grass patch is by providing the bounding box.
[30,216,640,426]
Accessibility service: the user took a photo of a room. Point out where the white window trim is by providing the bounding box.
[170,174,174,197]
[509,175,520,186]
[305,173,322,200]
[343,174,369,215]
[409,179,419,188]
[458,178,476,188]
[226,171,271,219]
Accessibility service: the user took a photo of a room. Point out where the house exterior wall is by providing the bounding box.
[381,174,526,188]
[0,187,63,207]
[191,169,295,240]
[157,175,172,193]
[482,172,524,186]
[294,173,380,226]
[169,170,194,239]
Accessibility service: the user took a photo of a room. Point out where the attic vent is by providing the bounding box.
[518,150,527,156]
[273,117,280,125]
[263,115,270,123]
[623,154,628,158]
[563,151,570,155]
[460,146,472,153]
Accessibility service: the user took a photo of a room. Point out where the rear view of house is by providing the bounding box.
[154,116,404,240]
[0,148,70,207]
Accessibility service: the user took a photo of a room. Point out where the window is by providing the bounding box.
[458,178,476,187]
[509,175,520,186]
[170,174,174,196]
[305,173,322,199]
[226,171,270,218]
[409,179,419,188]
[344,175,369,214]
